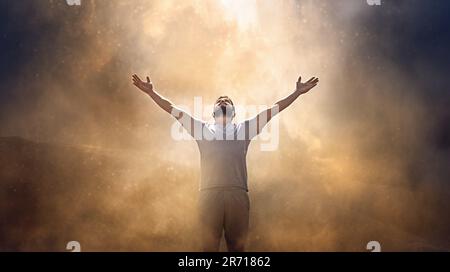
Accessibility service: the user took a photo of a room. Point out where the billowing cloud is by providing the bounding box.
[0,0,449,251]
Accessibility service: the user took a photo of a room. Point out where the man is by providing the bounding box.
[132,74,319,251]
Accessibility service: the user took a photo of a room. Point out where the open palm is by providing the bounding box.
[132,74,153,94]
[296,76,319,94]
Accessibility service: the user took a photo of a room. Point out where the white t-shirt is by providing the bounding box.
[178,116,260,191]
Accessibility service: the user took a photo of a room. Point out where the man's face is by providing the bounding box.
[213,97,235,124]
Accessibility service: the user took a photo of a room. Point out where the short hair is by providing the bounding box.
[214,96,235,118]
[215,96,234,106]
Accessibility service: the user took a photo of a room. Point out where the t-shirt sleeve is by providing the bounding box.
[172,108,205,140]
[236,119,258,141]
[238,112,273,141]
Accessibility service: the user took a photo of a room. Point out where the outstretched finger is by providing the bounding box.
[133,74,143,82]
[132,77,140,84]
[307,81,318,88]
[146,76,151,83]
[306,77,316,84]
[308,78,319,85]
[298,76,302,83]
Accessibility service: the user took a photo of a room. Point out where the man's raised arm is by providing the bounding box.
[132,74,203,137]
[132,74,178,116]
[246,76,319,135]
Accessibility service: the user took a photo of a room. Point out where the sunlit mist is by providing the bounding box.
[0,0,449,251]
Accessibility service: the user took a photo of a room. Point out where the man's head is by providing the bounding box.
[213,96,235,125]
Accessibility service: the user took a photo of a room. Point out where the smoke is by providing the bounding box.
[0,0,449,251]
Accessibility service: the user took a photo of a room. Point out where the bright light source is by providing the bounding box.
[219,0,258,30]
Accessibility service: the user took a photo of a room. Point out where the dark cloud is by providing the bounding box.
[0,0,449,251]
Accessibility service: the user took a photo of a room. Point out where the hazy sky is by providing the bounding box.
[0,0,449,251]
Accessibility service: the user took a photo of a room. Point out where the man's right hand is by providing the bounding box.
[132,74,153,95]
